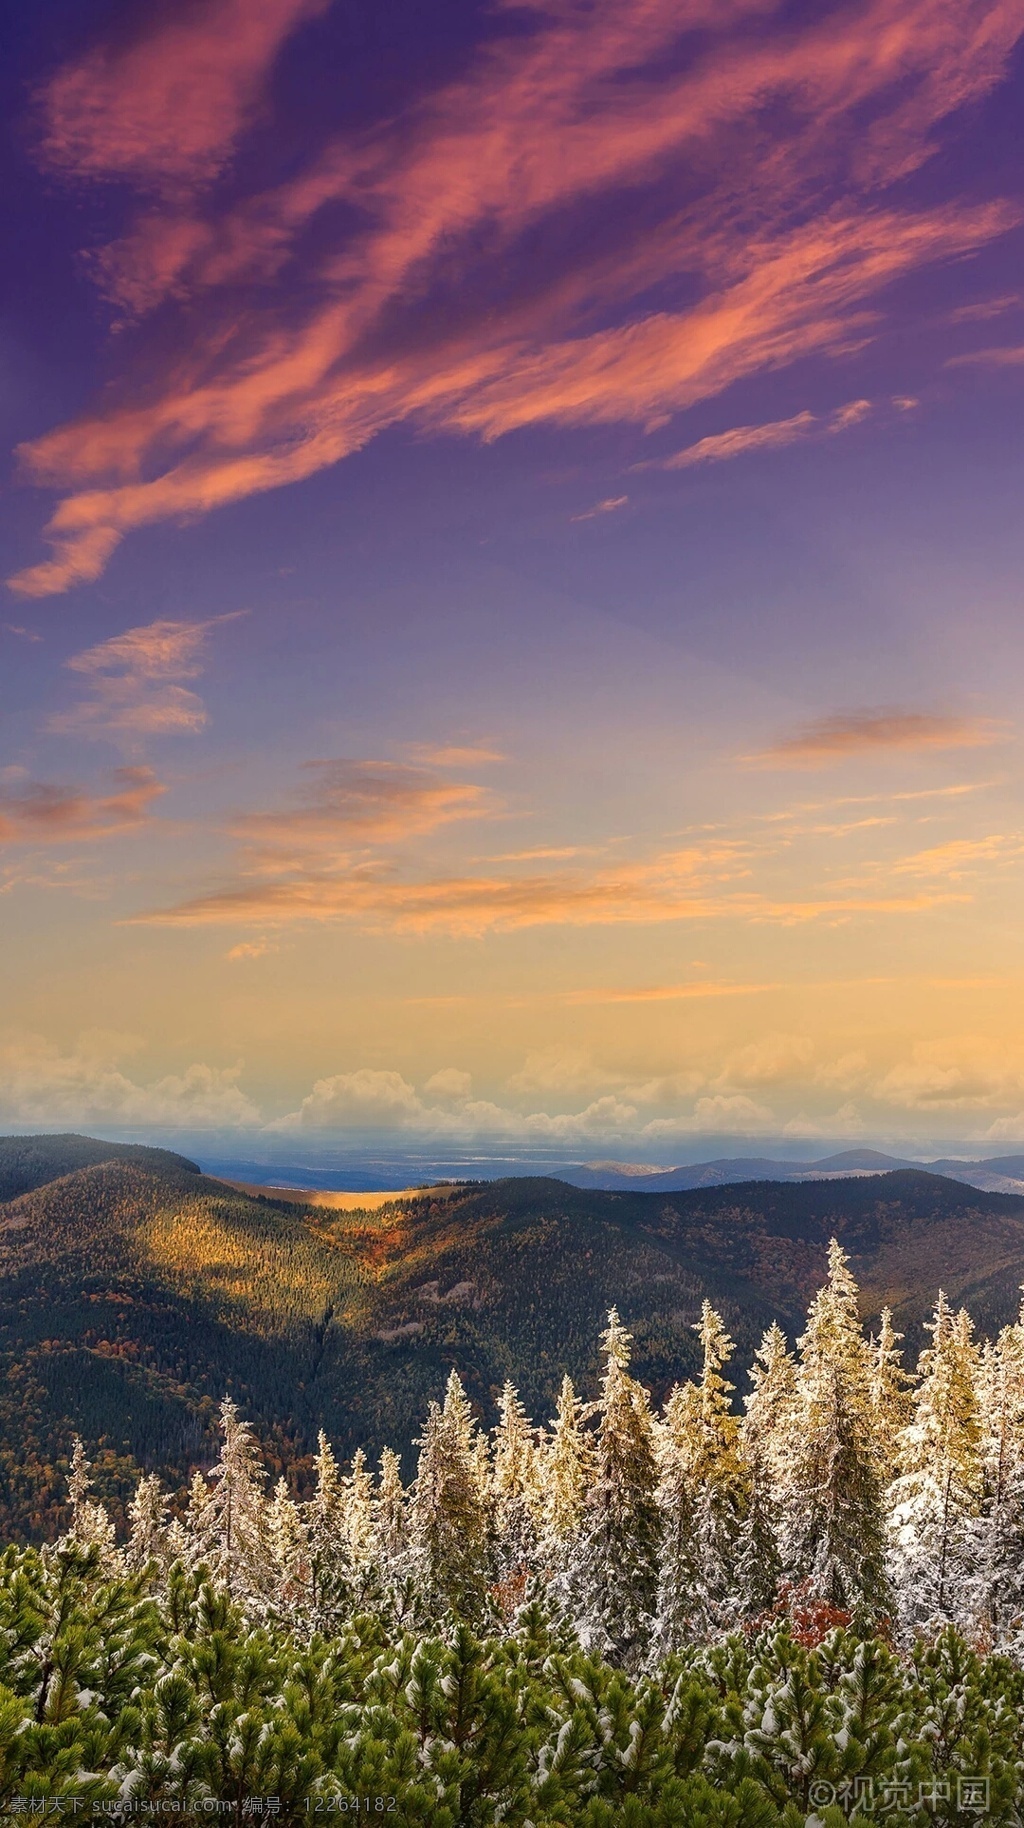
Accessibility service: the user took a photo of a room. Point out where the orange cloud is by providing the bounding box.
[894,834,1024,877]
[11,0,1024,592]
[130,842,955,938]
[0,768,164,845]
[946,343,1024,367]
[229,758,497,866]
[745,709,1003,769]
[409,744,506,767]
[38,0,330,191]
[563,980,780,1003]
[655,410,817,468]
[48,613,242,741]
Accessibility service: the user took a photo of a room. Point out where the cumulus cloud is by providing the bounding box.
[713,1032,815,1088]
[48,613,242,742]
[10,0,1022,592]
[874,1038,1024,1111]
[0,767,163,845]
[745,709,1002,769]
[643,1093,775,1136]
[268,1067,641,1138]
[423,1067,473,1102]
[0,1030,261,1128]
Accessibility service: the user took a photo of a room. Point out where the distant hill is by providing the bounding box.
[558,1146,1024,1195]
[4,1132,1024,1540]
[0,1131,200,1202]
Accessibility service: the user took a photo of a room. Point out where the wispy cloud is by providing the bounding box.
[3,624,42,643]
[37,0,329,192]
[130,841,956,938]
[10,0,1023,593]
[946,343,1024,367]
[229,757,497,868]
[48,613,242,741]
[948,294,1022,323]
[894,834,1024,877]
[0,767,164,845]
[571,495,629,521]
[646,397,878,469]
[408,744,506,767]
[563,980,779,1004]
[744,709,1004,769]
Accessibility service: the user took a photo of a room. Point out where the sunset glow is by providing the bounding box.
[3,0,1024,1152]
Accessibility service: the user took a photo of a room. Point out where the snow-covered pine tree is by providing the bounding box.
[125,1472,169,1572]
[786,1241,888,1611]
[542,1375,594,1567]
[869,1307,914,1458]
[887,1293,984,1633]
[649,1382,702,1660]
[566,1309,660,1664]
[741,1322,798,1496]
[179,1468,217,1569]
[65,1437,119,1564]
[344,1448,375,1578]
[202,1397,272,1602]
[409,1373,492,1618]
[267,1476,308,1608]
[666,1303,752,1632]
[492,1380,542,1577]
[975,1300,1024,1647]
[305,1430,353,1632]
[372,1447,408,1582]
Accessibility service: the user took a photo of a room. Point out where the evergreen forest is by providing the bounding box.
[7,1241,1024,1823]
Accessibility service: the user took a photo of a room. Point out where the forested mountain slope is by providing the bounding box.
[0,1131,200,1201]
[4,1132,1024,1541]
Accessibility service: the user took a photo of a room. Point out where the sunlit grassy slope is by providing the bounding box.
[4,1133,1024,1539]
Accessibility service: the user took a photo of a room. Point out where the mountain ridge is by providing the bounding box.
[4,1132,1024,1540]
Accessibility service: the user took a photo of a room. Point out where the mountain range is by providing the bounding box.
[538,1146,1024,1195]
[4,1130,1024,1539]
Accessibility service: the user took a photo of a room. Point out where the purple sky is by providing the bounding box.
[2,0,1024,1151]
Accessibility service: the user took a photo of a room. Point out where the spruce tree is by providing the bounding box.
[343,1447,375,1578]
[409,1375,492,1618]
[869,1307,914,1450]
[567,1309,660,1663]
[267,1476,307,1608]
[786,1241,888,1611]
[976,1304,1024,1646]
[649,1383,703,1659]
[203,1397,271,1602]
[305,1430,352,1632]
[542,1375,594,1563]
[372,1447,408,1582]
[888,1294,984,1632]
[65,1437,119,1564]
[492,1381,542,1577]
[126,1473,169,1572]
[673,1303,751,1631]
[741,1321,798,1495]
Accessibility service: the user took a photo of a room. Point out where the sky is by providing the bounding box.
[2,0,1024,1156]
